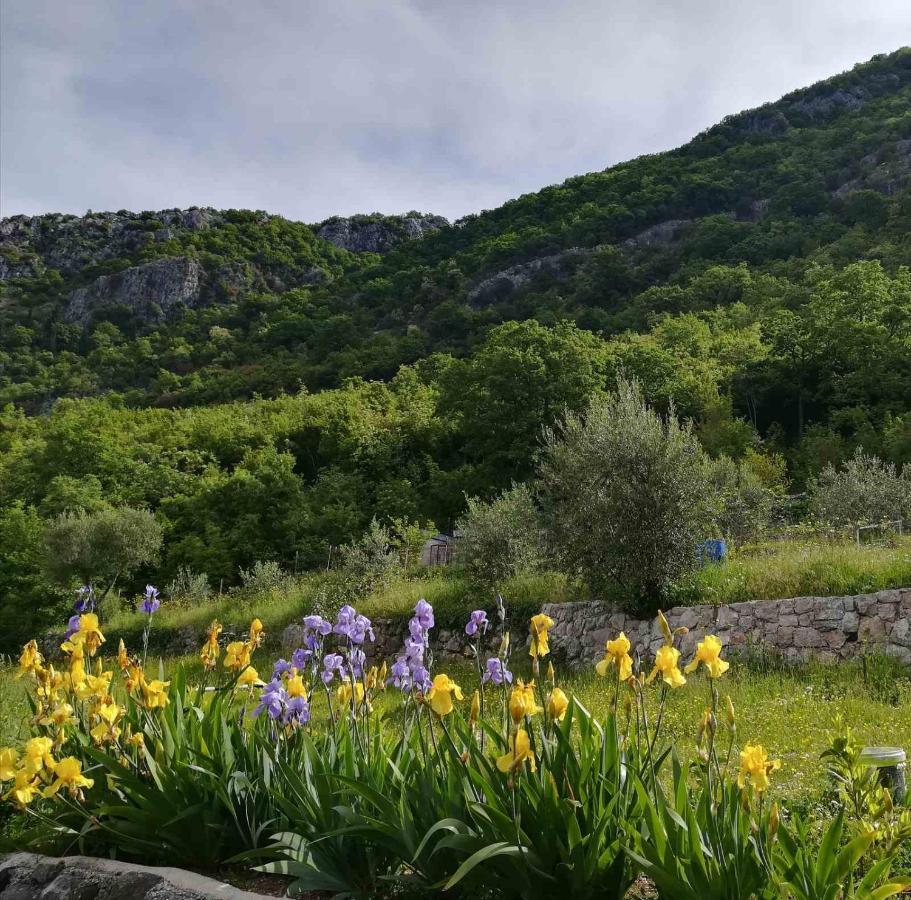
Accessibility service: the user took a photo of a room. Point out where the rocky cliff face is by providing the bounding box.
[0,208,222,278]
[0,207,335,328]
[316,212,448,253]
[64,256,205,326]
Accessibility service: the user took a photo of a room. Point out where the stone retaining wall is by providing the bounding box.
[541,588,911,670]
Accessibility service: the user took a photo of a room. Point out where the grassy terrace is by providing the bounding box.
[97,535,911,652]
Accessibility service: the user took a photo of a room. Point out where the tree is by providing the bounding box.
[438,321,608,495]
[455,484,543,586]
[44,505,163,613]
[809,450,911,527]
[538,378,718,611]
[0,503,66,651]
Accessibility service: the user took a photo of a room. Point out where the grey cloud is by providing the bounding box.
[2,0,910,222]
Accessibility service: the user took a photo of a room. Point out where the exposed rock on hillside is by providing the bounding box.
[0,208,223,277]
[467,217,704,306]
[621,218,694,249]
[467,247,594,306]
[834,138,911,197]
[789,86,869,121]
[65,256,204,326]
[316,212,448,253]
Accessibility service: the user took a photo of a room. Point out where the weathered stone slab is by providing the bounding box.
[0,852,276,899]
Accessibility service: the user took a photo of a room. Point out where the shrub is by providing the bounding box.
[538,378,718,611]
[455,483,543,585]
[165,566,211,606]
[336,518,400,597]
[239,560,288,594]
[809,449,911,527]
[711,453,782,544]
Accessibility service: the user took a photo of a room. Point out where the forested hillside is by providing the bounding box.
[1,49,911,641]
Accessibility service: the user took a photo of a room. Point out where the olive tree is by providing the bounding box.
[538,378,718,611]
[44,505,163,613]
[809,449,911,527]
[455,483,543,586]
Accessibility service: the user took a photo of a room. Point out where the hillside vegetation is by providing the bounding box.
[1,49,911,642]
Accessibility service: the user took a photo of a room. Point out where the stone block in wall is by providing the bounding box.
[840,611,859,633]
[891,617,911,648]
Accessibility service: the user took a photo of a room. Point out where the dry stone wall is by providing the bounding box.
[541,588,911,670]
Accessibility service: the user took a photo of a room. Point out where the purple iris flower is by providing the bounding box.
[253,680,287,720]
[74,585,94,613]
[333,605,357,638]
[65,614,81,639]
[388,655,412,690]
[413,599,434,630]
[348,646,366,678]
[291,647,311,670]
[348,614,375,645]
[272,658,292,679]
[408,618,425,642]
[321,653,345,685]
[284,694,310,726]
[140,585,160,615]
[304,615,332,636]
[482,658,513,686]
[465,610,489,637]
[410,665,432,693]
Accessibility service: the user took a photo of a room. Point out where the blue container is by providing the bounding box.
[698,539,727,564]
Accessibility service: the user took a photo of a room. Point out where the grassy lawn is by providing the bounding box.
[672,534,911,607]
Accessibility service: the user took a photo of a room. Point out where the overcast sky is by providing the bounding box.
[2,1,910,223]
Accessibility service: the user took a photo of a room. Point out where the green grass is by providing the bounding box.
[92,535,911,662]
[670,534,911,607]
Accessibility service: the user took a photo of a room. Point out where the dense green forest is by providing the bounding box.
[1,49,911,640]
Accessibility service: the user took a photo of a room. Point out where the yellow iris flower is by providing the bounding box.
[595,632,634,681]
[23,737,55,777]
[17,640,43,679]
[6,769,41,808]
[236,666,260,688]
[248,618,265,648]
[73,670,113,703]
[89,702,123,745]
[646,645,686,688]
[140,678,171,709]
[546,687,569,721]
[337,679,366,708]
[117,639,130,670]
[508,681,543,722]
[684,635,730,679]
[44,756,94,799]
[0,748,18,781]
[224,641,251,671]
[496,729,536,774]
[38,702,77,731]
[738,744,781,793]
[427,674,464,717]
[529,613,555,659]
[77,613,106,656]
[200,620,222,669]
